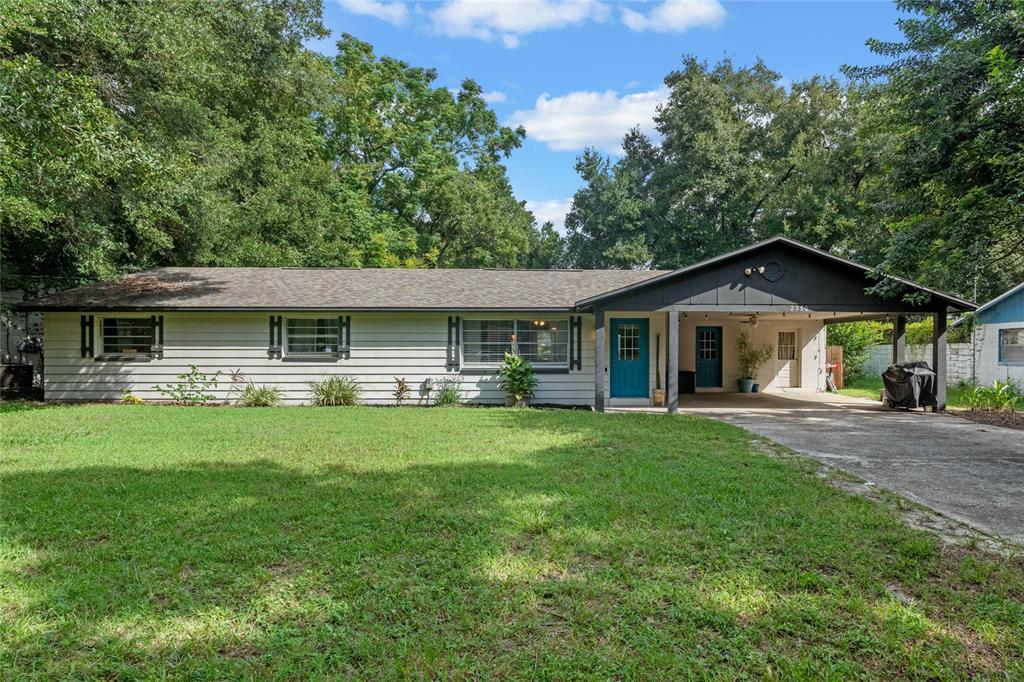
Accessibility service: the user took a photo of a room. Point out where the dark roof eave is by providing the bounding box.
[17,304,580,314]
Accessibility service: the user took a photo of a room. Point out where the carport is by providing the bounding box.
[574,237,975,412]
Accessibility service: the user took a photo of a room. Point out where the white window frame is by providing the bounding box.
[98,315,155,360]
[998,327,1024,365]
[462,318,570,369]
[284,317,341,357]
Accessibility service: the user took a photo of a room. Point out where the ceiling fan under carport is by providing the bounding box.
[738,314,759,328]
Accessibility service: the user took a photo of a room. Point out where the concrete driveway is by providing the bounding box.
[676,391,1024,544]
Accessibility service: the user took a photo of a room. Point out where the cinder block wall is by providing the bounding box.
[862,343,975,384]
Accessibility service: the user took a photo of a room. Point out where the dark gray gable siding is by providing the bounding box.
[583,241,962,313]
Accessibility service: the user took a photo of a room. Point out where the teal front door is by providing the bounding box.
[695,326,722,387]
[610,318,649,398]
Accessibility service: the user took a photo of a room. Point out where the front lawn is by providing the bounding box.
[2,405,1021,678]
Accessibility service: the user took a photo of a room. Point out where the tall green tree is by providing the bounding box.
[1,0,333,288]
[1,4,547,292]
[845,0,1024,302]
[564,57,869,269]
[564,130,658,268]
[320,36,533,267]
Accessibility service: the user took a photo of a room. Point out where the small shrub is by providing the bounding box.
[393,376,411,406]
[906,317,972,345]
[497,352,538,405]
[239,384,282,407]
[433,375,463,407]
[225,368,248,403]
[826,321,886,381]
[964,385,989,411]
[310,376,361,406]
[963,380,1021,412]
[120,390,144,405]
[153,365,220,405]
[988,380,1021,412]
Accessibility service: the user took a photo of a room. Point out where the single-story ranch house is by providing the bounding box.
[20,237,974,411]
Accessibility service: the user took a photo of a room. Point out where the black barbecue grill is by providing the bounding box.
[882,362,938,410]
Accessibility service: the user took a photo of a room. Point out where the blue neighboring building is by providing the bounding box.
[969,282,1024,384]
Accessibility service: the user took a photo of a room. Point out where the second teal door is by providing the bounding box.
[610,318,649,398]
[696,326,722,387]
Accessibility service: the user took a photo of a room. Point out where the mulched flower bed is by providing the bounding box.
[954,410,1024,431]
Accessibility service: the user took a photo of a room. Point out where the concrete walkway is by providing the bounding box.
[668,392,1024,544]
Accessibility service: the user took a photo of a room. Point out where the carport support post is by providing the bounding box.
[892,315,906,365]
[667,311,678,413]
[594,308,605,412]
[933,311,947,411]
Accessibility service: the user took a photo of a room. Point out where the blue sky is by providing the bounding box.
[310,1,904,231]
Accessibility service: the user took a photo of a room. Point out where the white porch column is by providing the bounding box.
[667,310,678,413]
[594,308,605,412]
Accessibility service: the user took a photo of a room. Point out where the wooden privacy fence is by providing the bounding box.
[826,345,844,390]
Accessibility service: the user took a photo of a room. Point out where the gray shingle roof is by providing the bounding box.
[19,267,669,312]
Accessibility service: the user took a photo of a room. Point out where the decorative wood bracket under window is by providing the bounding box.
[446,316,461,370]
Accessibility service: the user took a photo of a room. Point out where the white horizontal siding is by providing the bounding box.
[43,312,597,406]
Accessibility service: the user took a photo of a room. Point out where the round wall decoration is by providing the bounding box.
[761,260,785,282]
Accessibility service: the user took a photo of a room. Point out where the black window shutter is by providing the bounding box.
[447,316,461,370]
[80,315,94,358]
[150,315,164,358]
[338,315,351,359]
[570,316,583,371]
[568,315,575,370]
[268,315,282,358]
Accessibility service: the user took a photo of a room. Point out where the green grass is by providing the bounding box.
[2,405,1022,679]
[840,376,973,408]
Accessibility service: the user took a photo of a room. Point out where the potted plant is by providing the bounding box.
[736,331,773,393]
[497,351,538,407]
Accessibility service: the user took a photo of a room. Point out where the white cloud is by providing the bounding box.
[430,0,609,47]
[335,0,409,26]
[481,90,507,103]
[509,86,668,153]
[526,198,574,233]
[621,0,725,33]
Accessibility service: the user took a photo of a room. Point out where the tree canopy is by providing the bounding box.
[565,58,870,270]
[2,0,1020,307]
[1,0,543,292]
[564,0,1023,303]
[844,0,1024,302]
